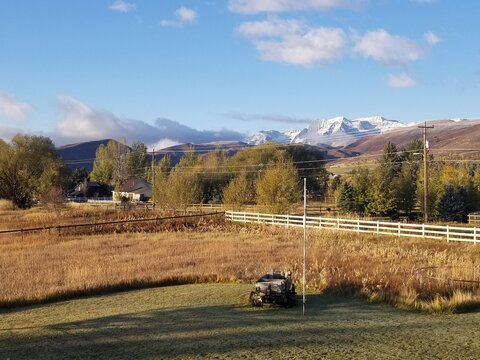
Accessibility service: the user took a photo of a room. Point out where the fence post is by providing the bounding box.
[319,216,322,229]
[243,213,246,223]
[475,227,477,245]
[446,225,450,243]
[398,223,401,237]
[287,215,290,228]
[271,215,274,225]
[357,219,360,233]
[422,224,425,238]
[337,219,340,230]
[257,213,260,223]
[376,221,379,234]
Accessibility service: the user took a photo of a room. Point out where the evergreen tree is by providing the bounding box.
[369,142,402,216]
[438,184,468,222]
[379,141,401,178]
[337,181,356,214]
[351,167,373,215]
[368,168,398,216]
[396,165,417,214]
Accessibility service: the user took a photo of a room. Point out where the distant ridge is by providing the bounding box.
[56,139,118,172]
[56,140,252,173]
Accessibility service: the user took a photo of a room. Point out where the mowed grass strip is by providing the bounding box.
[1,283,480,360]
[1,222,480,312]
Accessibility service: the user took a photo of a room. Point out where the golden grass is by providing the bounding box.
[0,199,15,211]
[1,210,480,312]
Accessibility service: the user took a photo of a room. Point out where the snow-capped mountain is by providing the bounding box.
[247,116,406,147]
[246,129,304,145]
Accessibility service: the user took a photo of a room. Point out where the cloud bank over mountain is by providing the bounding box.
[52,97,244,148]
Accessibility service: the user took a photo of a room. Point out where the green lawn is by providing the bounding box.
[1,283,479,359]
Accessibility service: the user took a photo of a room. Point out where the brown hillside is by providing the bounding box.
[346,119,480,154]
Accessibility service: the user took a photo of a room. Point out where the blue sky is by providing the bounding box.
[0,0,479,147]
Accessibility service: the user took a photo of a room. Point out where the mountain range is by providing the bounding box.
[247,116,406,147]
[57,117,480,174]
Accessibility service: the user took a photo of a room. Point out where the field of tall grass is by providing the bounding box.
[1,207,479,312]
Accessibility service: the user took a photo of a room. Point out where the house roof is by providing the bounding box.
[86,181,102,187]
[120,178,151,193]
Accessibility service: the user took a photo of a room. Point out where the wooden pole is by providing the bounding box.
[151,148,155,208]
[303,178,307,316]
[418,121,434,223]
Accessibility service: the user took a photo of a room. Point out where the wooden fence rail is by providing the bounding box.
[0,212,224,236]
[225,211,479,244]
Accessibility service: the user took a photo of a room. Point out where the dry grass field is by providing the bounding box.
[1,206,480,312]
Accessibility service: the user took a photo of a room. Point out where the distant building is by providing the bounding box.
[68,181,111,198]
[112,179,152,202]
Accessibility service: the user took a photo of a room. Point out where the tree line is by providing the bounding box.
[2,134,477,222]
[336,140,480,222]
[149,144,328,213]
[88,140,329,213]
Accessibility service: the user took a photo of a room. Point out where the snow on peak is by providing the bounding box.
[247,115,406,147]
[246,130,291,145]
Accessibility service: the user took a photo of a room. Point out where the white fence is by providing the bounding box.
[225,211,480,244]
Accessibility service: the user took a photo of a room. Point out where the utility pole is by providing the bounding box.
[151,148,155,207]
[418,121,434,223]
[303,178,307,316]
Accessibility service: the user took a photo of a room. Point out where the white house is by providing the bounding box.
[113,178,152,202]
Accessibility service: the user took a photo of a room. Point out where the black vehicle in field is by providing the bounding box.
[249,271,296,307]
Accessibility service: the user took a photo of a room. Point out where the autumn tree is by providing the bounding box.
[152,155,172,207]
[127,141,148,179]
[163,152,202,212]
[198,150,230,203]
[0,135,68,208]
[255,161,301,213]
[223,171,255,209]
[90,140,129,186]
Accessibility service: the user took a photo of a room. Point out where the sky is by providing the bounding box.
[0,0,479,148]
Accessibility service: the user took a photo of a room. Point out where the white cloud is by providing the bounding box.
[237,18,347,66]
[229,0,364,14]
[108,0,136,13]
[388,73,417,88]
[0,93,31,121]
[0,124,24,141]
[237,17,305,38]
[148,139,181,152]
[176,7,197,23]
[354,29,424,65]
[424,31,440,45]
[53,97,243,146]
[160,7,198,27]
